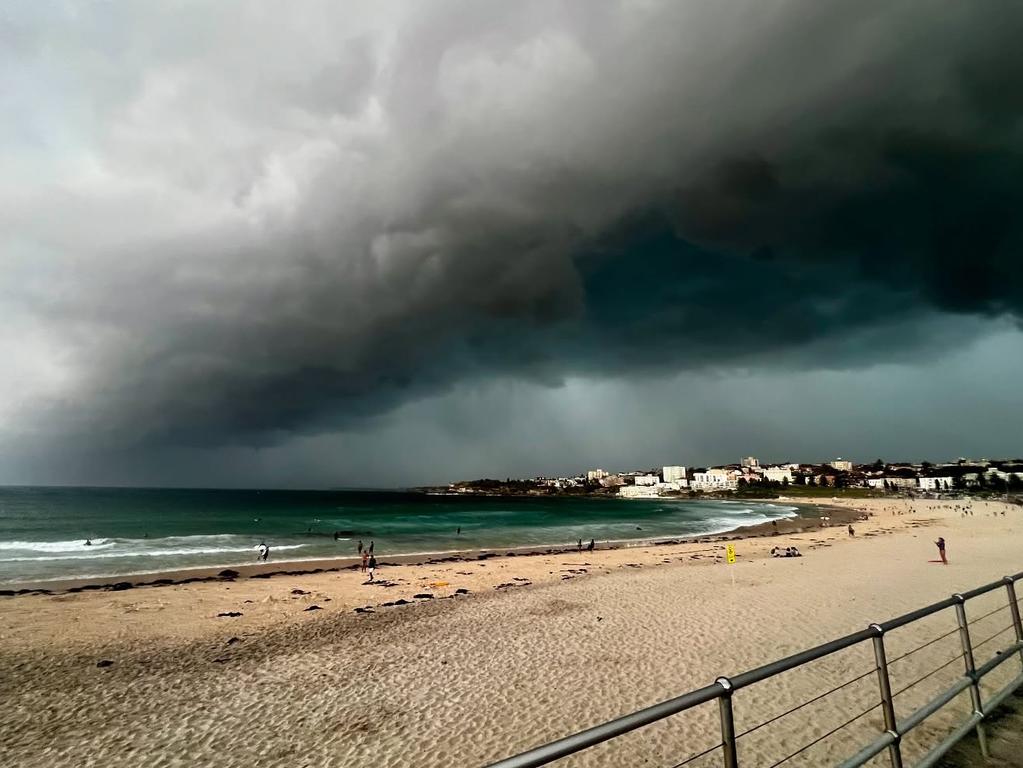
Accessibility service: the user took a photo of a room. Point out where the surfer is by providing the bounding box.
[84,539,92,546]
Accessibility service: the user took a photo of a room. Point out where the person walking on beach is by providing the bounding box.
[577,539,582,552]
[848,525,855,537]
[935,537,947,565]
[587,539,595,553]
[367,554,377,582]
[361,550,369,573]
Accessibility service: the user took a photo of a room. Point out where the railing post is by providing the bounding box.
[954,595,990,759]
[1005,577,1023,666]
[869,624,904,768]
[716,677,739,768]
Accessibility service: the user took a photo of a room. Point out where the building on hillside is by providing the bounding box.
[600,474,626,488]
[885,477,917,489]
[691,469,738,491]
[918,477,953,491]
[586,469,609,482]
[741,456,760,468]
[865,478,887,489]
[620,482,683,498]
[634,474,659,486]
[619,484,659,499]
[986,468,1023,482]
[662,466,688,484]
[830,458,853,471]
[762,467,793,483]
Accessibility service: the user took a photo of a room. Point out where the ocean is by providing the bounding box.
[0,486,802,584]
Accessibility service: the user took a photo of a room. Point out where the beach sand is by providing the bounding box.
[2,498,1021,767]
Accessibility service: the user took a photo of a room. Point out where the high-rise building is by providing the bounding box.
[741,456,759,468]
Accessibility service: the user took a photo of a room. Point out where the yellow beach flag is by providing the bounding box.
[725,543,736,564]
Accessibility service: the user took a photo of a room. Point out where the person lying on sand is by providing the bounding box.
[770,546,802,558]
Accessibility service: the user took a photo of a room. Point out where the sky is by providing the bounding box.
[2,1,1022,488]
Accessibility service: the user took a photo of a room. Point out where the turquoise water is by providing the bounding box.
[0,487,801,584]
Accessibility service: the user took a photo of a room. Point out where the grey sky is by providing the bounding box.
[1,1,1021,487]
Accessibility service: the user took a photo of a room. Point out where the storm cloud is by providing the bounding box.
[2,1,1022,475]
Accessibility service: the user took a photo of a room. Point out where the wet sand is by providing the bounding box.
[2,498,1021,767]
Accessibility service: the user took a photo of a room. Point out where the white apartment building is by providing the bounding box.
[830,458,853,471]
[886,477,917,489]
[619,484,659,499]
[691,469,738,491]
[865,478,887,489]
[918,477,953,491]
[741,456,760,468]
[634,474,659,486]
[662,466,688,485]
[762,467,793,483]
[586,469,609,482]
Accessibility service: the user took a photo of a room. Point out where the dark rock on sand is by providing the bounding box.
[109,582,134,591]
[304,605,322,611]
[96,659,114,668]
[413,593,434,599]
[291,589,309,595]
[218,569,240,578]
[217,611,243,618]
[226,637,241,645]
[454,588,469,595]
[354,606,374,614]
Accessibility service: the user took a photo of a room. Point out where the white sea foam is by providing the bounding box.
[0,536,306,563]
[0,539,114,552]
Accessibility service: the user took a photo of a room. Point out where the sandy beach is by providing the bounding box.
[2,497,1021,767]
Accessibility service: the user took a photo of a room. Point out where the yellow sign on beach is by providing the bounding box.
[725,543,736,565]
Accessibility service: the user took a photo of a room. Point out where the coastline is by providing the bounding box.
[3,497,1020,768]
[0,499,855,594]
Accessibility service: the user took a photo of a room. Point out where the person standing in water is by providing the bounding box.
[257,541,269,562]
[935,537,947,565]
[369,540,374,555]
[357,540,363,555]
[587,539,595,553]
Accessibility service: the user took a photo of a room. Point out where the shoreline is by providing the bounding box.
[4,497,1017,768]
[0,500,856,595]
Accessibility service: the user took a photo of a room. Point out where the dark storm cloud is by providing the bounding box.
[2,0,1023,455]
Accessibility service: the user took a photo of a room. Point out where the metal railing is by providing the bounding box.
[486,571,1023,768]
